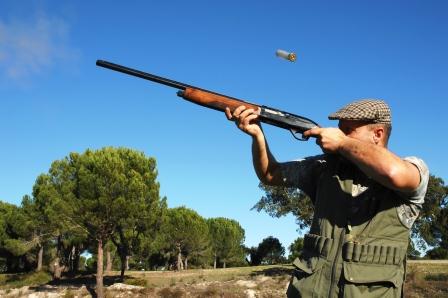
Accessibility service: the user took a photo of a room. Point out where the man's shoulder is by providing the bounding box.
[395,156,429,206]
[403,156,428,173]
[402,156,430,195]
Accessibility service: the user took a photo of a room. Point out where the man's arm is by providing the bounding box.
[304,127,421,192]
[225,106,284,185]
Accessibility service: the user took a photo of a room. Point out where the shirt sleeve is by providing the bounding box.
[279,154,328,201]
[395,156,429,206]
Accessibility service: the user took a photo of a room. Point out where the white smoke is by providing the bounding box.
[0,12,77,83]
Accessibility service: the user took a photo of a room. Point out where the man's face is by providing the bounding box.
[338,120,375,144]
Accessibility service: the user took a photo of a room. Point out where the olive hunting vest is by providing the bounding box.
[287,158,409,298]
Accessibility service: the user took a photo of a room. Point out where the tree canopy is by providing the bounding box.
[0,146,252,297]
[288,237,304,262]
[160,207,211,270]
[207,217,246,268]
[253,183,314,230]
[412,175,448,251]
[247,236,286,266]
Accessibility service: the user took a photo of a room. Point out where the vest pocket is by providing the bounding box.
[292,252,324,274]
[288,252,326,297]
[342,262,403,297]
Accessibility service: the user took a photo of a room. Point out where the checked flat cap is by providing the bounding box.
[328,99,391,124]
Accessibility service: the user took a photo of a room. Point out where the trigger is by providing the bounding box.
[289,129,309,141]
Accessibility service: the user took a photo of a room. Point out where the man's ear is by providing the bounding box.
[373,126,385,145]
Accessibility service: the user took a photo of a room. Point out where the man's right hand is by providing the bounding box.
[225,106,263,138]
[226,105,282,185]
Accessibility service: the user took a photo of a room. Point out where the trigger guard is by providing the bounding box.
[290,129,309,141]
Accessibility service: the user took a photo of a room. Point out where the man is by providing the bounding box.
[225,99,429,297]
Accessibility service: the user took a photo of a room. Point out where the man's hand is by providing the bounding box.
[304,127,347,153]
[225,106,263,138]
[225,105,283,185]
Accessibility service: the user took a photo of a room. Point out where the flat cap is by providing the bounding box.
[328,99,391,124]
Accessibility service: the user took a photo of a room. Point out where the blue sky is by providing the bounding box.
[1,0,447,252]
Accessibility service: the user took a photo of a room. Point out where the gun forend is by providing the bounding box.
[178,88,259,113]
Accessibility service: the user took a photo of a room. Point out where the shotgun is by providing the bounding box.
[96,60,319,140]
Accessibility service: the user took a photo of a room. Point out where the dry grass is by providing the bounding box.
[0,261,447,297]
[106,265,291,297]
[120,265,275,287]
[404,260,448,298]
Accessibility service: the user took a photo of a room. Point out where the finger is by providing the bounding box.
[233,105,247,117]
[225,107,233,120]
[303,127,322,138]
[241,113,259,126]
[239,108,256,120]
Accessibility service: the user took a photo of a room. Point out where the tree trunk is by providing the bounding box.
[52,257,63,279]
[120,253,126,278]
[184,256,188,270]
[214,253,217,269]
[96,239,104,298]
[106,249,112,272]
[126,255,130,270]
[37,245,43,271]
[52,236,63,279]
[223,261,226,269]
[6,254,13,273]
[69,246,76,272]
[72,246,80,273]
[176,243,182,271]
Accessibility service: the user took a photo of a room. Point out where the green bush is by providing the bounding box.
[0,271,51,289]
[425,273,448,281]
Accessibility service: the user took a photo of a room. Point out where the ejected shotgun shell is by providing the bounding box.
[276,49,297,62]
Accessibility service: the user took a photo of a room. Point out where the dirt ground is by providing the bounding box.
[0,274,290,298]
[1,262,447,298]
[0,266,292,298]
